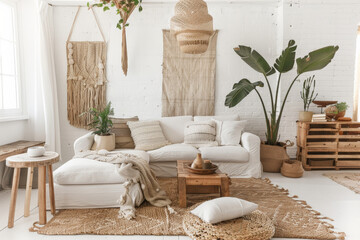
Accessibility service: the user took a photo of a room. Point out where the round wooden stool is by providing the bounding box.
[6,151,59,228]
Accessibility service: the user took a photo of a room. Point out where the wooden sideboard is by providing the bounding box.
[297,121,360,170]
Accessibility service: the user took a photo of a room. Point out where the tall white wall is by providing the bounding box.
[52,0,360,161]
[280,0,360,155]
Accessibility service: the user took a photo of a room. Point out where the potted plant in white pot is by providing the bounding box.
[225,40,338,172]
[299,75,318,122]
[82,102,115,151]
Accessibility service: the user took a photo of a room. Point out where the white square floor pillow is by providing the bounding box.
[191,197,258,224]
[213,120,247,146]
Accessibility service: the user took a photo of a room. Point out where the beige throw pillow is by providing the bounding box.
[184,121,218,148]
[127,121,170,151]
[110,116,138,149]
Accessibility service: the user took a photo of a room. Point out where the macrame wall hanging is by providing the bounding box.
[170,0,213,54]
[67,7,107,129]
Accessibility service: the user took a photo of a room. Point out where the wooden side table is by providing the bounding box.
[177,160,230,208]
[6,151,59,228]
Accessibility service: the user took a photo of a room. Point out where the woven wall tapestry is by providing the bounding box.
[162,29,218,117]
[67,7,107,128]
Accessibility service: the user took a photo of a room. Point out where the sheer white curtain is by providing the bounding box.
[34,0,61,154]
[354,27,360,121]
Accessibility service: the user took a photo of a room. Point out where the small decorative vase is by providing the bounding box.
[191,153,204,169]
[299,111,313,122]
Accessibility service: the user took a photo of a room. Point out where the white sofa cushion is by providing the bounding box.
[158,116,193,144]
[214,120,247,146]
[184,121,218,148]
[54,150,149,185]
[199,146,249,162]
[127,120,170,151]
[191,197,258,224]
[194,114,239,122]
[148,143,199,162]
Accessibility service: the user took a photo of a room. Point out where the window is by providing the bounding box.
[0,0,22,118]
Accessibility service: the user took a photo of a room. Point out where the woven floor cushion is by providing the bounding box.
[183,203,275,240]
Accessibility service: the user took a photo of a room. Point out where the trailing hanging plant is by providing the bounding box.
[225,40,338,145]
[300,75,318,112]
[81,102,114,136]
[88,0,143,30]
[88,0,144,76]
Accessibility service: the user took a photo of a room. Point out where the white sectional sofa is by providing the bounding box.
[51,115,262,209]
[73,115,262,178]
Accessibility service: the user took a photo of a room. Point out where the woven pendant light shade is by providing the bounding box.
[170,0,213,54]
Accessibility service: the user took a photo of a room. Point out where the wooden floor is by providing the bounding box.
[1,171,360,240]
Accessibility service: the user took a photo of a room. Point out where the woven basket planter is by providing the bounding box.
[260,142,291,173]
[170,0,213,54]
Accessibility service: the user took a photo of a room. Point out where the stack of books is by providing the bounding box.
[312,114,327,122]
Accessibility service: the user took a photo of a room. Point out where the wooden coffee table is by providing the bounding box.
[177,160,230,208]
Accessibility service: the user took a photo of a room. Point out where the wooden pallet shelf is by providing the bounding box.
[297,121,360,170]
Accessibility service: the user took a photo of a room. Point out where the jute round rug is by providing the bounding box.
[35,178,345,239]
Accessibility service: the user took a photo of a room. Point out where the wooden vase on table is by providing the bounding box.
[191,153,204,169]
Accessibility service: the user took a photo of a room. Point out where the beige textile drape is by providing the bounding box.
[162,29,218,117]
[353,26,360,121]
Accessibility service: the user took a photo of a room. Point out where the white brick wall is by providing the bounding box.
[53,0,360,162]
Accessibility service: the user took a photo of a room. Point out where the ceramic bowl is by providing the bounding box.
[27,146,45,157]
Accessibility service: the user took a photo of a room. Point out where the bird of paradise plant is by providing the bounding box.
[225,40,338,145]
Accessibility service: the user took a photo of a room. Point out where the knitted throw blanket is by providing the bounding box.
[74,150,172,219]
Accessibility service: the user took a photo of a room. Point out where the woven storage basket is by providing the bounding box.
[170,0,213,54]
[281,160,304,178]
[183,203,275,240]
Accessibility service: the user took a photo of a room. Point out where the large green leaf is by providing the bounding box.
[274,40,297,73]
[225,79,264,108]
[296,45,339,74]
[234,46,275,76]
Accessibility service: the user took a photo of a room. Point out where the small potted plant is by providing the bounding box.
[299,75,318,122]
[325,102,349,120]
[82,102,115,151]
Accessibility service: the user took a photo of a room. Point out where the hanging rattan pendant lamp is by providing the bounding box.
[170,0,213,54]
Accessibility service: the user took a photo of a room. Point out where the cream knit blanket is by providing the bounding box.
[74,150,172,219]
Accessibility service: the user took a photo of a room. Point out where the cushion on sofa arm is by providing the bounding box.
[213,120,247,146]
[74,132,94,153]
[54,150,149,185]
[199,146,249,163]
[194,114,239,122]
[148,143,199,162]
